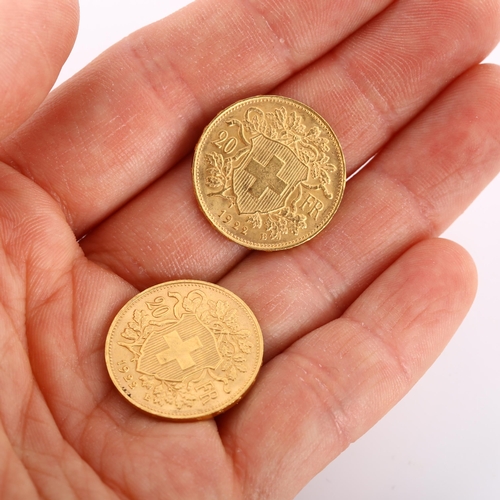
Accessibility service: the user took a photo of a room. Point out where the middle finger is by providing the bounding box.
[82,0,499,288]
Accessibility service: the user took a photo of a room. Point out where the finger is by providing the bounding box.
[0,0,393,234]
[219,238,477,498]
[279,0,500,170]
[80,0,500,290]
[219,63,500,361]
[0,0,78,141]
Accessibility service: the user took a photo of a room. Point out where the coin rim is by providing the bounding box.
[105,280,264,421]
[192,95,346,251]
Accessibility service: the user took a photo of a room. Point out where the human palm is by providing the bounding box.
[0,0,499,498]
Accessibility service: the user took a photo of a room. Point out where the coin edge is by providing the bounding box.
[192,95,346,251]
[105,280,264,420]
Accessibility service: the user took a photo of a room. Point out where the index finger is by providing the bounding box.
[0,0,394,235]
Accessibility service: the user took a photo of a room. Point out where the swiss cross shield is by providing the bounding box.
[137,314,221,382]
[232,134,309,214]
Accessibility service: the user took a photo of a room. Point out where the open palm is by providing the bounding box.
[1,0,499,498]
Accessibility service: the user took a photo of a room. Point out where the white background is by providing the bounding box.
[56,1,500,499]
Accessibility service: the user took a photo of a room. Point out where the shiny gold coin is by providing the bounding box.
[105,280,263,420]
[193,95,346,250]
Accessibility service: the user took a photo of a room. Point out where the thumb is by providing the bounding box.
[0,0,79,141]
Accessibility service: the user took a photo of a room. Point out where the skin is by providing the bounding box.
[0,0,499,498]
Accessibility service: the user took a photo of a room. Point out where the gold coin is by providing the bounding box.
[193,95,346,250]
[105,280,263,420]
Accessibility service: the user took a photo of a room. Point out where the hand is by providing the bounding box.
[0,0,499,498]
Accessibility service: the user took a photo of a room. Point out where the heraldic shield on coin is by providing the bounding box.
[193,95,346,250]
[105,281,263,420]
